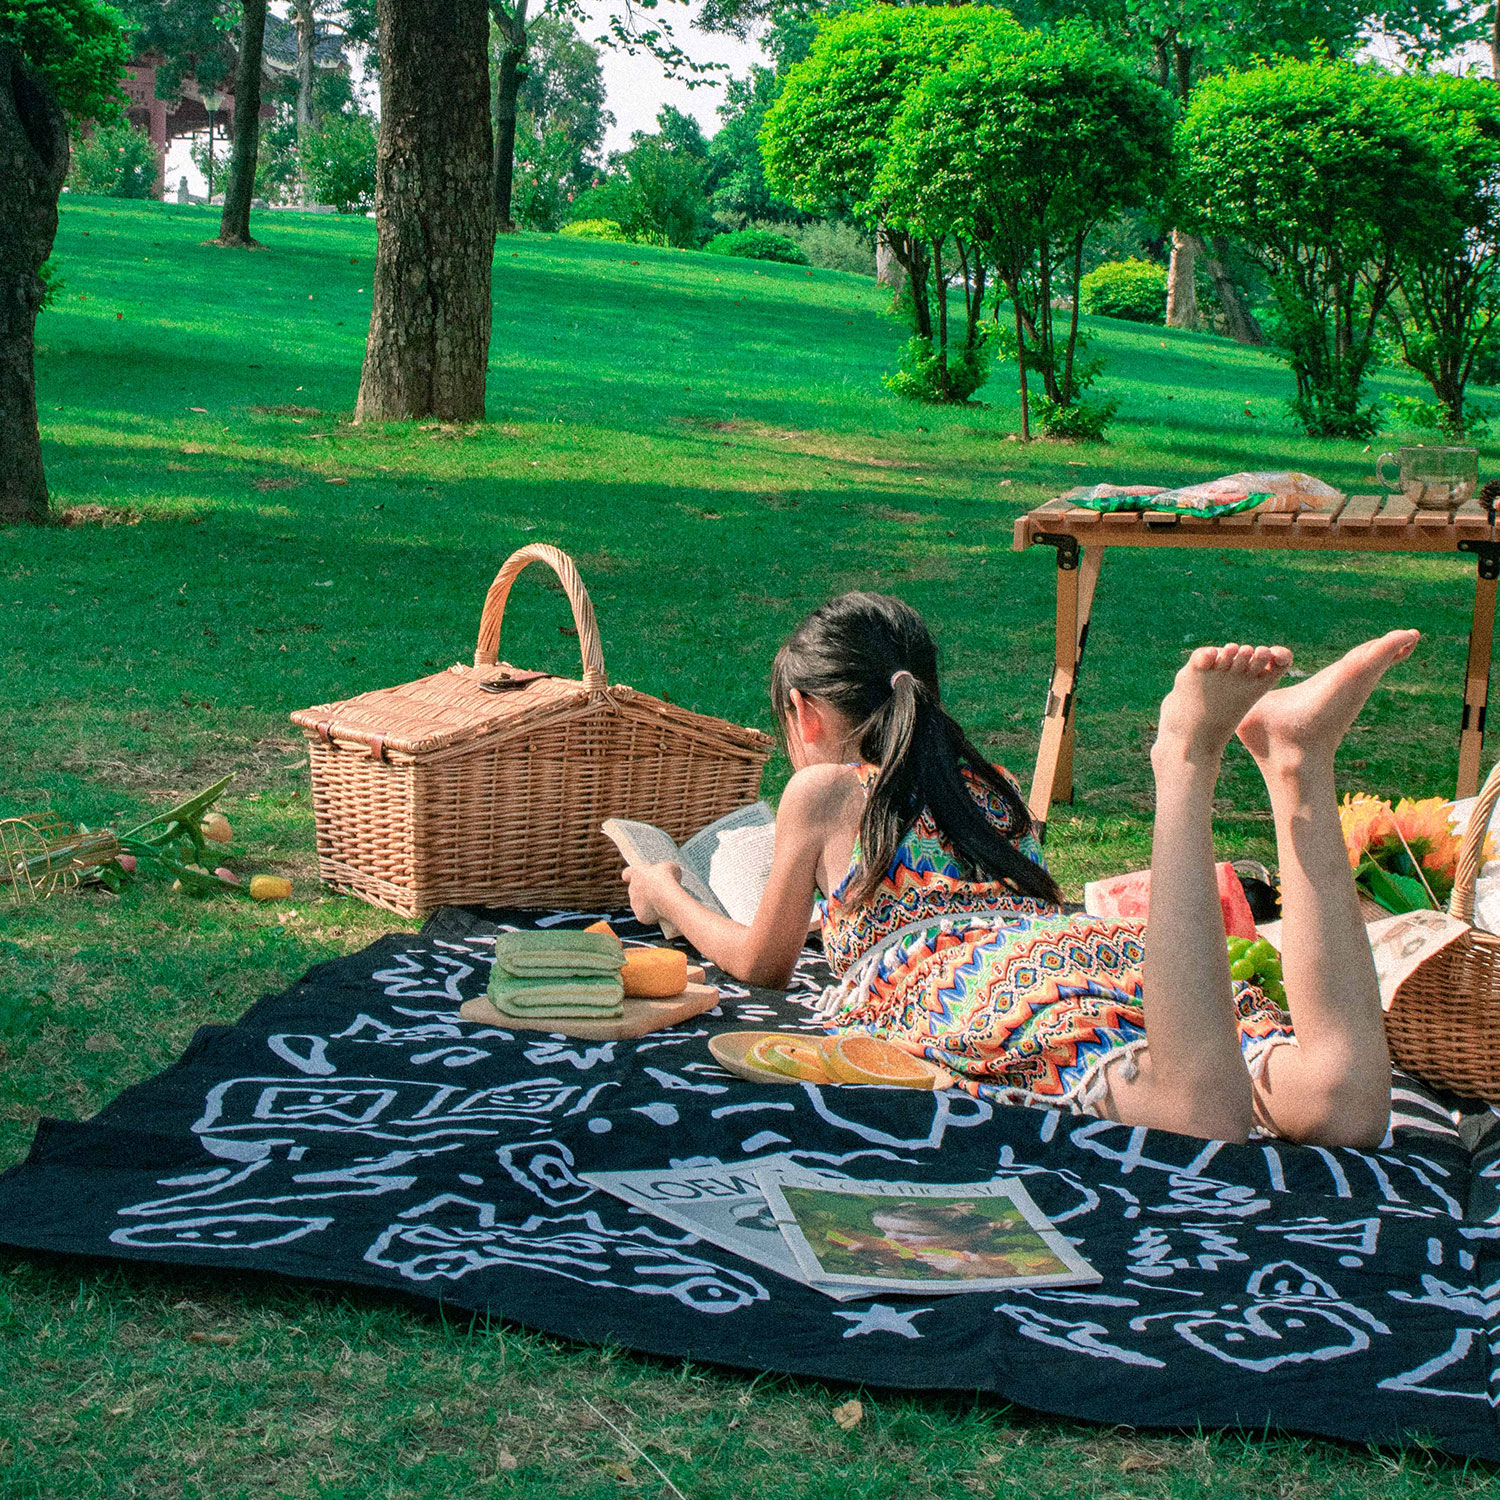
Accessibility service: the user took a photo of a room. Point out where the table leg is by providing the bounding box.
[1458,551,1498,799]
[1028,542,1103,833]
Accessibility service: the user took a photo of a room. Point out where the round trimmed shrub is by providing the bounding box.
[704,228,809,264]
[559,218,631,243]
[1080,258,1168,323]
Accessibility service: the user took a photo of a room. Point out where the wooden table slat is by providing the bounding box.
[1258,510,1297,529]
[1297,493,1346,530]
[1374,494,1417,528]
[1062,506,1102,526]
[1336,494,1382,530]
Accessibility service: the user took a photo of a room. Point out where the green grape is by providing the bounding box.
[1265,979,1287,1006]
[1230,958,1257,982]
[1259,955,1283,981]
[1249,939,1277,966]
[1226,938,1249,959]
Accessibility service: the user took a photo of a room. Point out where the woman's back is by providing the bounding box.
[821,764,1055,977]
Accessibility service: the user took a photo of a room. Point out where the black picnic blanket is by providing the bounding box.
[2,906,1499,1461]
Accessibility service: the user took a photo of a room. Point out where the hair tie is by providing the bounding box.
[889,670,917,693]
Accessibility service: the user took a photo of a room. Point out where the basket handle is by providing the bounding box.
[473,544,608,693]
[1449,759,1500,922]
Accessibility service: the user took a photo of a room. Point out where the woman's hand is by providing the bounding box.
[621,861,684,926]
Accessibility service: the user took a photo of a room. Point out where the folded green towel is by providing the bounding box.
[492,929,624,979]
[497,999,625,1020]
[489,974,625,1018]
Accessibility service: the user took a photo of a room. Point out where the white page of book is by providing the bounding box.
[580,1157,863,1299]
[708,823,777,927]
[602,818,722,917]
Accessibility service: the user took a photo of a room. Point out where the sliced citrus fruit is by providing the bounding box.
[747,1035,835,1083]
[822,1035,940,1089]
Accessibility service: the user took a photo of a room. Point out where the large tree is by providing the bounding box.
[1178,57,1443,437]
[215,0,268,245]
[0,0,129,525]
[878,22,1174,433]
[763,3,1022,392]
[1387,71,1500,436]
[355,0,495,423]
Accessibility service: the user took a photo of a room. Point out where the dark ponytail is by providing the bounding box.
[771,592,1062,907]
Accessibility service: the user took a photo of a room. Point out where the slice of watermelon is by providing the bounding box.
[1085,861,1256,939]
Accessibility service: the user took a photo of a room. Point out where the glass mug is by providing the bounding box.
[1375,444,1478,510]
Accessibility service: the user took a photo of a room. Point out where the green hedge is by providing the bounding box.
[704,228,809,265]
[1079,257,1167,324]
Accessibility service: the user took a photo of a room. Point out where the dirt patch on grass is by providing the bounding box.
[251,477,303,492]
[251,404,323,418]
[56,505,142,528]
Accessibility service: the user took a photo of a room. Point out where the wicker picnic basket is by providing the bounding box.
[1382,759,1500,1100]
[290,543,774,917]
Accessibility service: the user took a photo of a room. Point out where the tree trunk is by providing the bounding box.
[1165,227,1199,329]
[218,0,269,247]
[356,0,495,423]
[491,0,528,232]
[876,223,905,293]
[1492,0,1500,80]
[294,0,316,141]
[1204,236,1263,345]
[0,47,68,525]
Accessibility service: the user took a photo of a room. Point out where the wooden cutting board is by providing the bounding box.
[459,981,720,1040]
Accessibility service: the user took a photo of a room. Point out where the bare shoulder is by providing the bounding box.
[778,763,863,831]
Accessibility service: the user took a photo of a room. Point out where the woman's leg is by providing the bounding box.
[1235,630,1420,1148]
[1102,643,1290,1143]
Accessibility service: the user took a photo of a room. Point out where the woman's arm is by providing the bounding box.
[622,767,844,989]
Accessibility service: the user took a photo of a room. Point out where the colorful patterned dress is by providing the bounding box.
[820,765,1296,1114]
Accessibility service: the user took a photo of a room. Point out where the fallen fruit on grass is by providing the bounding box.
[116,854,137,874]
[822,1035,939,1089]
[747,1035,834,1083]
[249,875,292,900]
[200,813,232,843]
[214,867,239,885]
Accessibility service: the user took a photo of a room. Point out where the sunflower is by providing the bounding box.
[1339,792,1396,870]
[1337,792,1471,910]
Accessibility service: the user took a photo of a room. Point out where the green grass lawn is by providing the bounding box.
[2,197,1497,1498]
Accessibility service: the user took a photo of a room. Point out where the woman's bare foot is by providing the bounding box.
[1155,643,1293,765]
[1237,630,1419,770]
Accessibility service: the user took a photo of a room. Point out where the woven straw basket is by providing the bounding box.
[1382,759,1500,1100]
[291,543,774,917]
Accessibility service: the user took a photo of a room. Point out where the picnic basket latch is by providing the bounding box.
[472,543,609,694]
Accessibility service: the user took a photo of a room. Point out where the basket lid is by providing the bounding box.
[292,663,598,757]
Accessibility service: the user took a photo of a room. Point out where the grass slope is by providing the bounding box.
[1,198,1496,1498]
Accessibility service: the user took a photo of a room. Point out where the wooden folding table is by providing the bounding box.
[1013,492,1500,835]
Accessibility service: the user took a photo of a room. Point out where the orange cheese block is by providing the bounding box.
[622,946,689,998]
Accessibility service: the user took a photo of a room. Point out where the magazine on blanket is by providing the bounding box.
[602,801,776,938]
[754,1166,1101,1296]
[579,1156,866,1300]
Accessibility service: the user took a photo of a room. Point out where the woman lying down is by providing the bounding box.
[622,591,1417,1148]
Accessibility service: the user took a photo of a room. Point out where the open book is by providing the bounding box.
[602,801,775,938]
